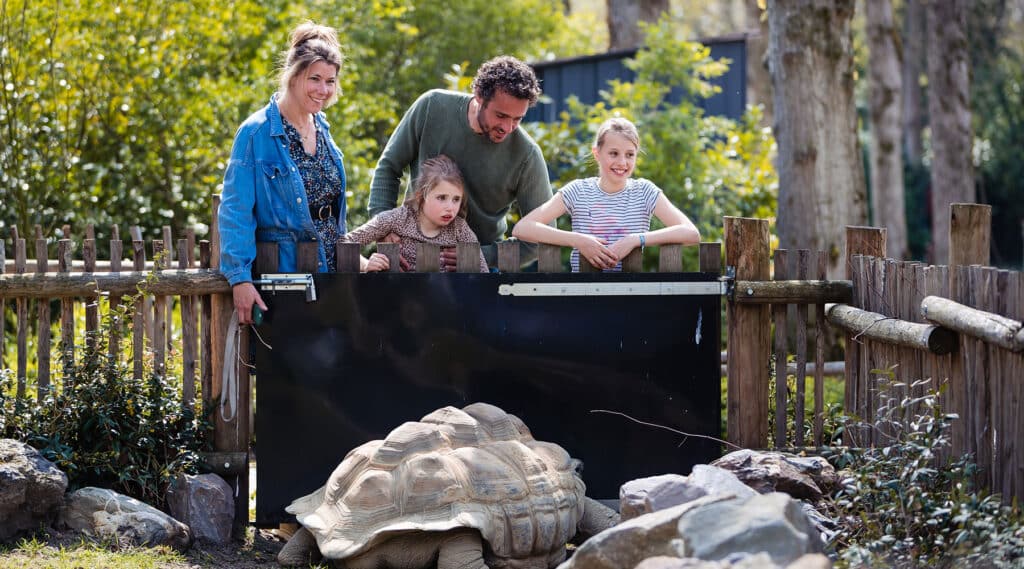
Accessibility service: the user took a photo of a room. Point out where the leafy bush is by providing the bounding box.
[0,295,207,509]
[822,375,1024,568]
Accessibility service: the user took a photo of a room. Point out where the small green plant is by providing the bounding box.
[0,292,207,510]
[822,374,1024,568]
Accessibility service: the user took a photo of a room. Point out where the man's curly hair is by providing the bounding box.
[471,55,541,106]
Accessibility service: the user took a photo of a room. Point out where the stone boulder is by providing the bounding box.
[634,553,831,569]
[620,466,758,521]
[674,492,823,565]
[0,439,68,542]
[710,450,838,501]
[559,492,826,569]
[62,487,192,550]
[166,473,234,543]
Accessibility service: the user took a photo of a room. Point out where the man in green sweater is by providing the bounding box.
[367,55,552,270]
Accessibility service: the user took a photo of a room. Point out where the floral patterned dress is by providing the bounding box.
[284,121,343,271]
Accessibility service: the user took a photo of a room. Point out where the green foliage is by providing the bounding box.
[0,0,578,240]
[524,16,777,267]
[0,0,270,243]
[0,296,206,510]
[823,375,1024,568]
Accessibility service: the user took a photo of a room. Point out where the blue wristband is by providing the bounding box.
[638,233,646,250]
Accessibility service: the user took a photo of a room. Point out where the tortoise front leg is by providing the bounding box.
[437,529,488,569]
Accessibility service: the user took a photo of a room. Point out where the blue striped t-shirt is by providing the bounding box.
[559,177,661,272]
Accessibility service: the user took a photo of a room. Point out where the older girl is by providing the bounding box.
[512,117,699,271]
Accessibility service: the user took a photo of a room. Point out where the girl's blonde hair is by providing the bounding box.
[404,155,468,218]
[277,22,343,108]
[594,117,640,151]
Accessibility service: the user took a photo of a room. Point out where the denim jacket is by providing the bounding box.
[218,95,347,286]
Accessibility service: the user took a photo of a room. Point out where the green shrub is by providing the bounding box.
[822,375,1024,568]
[0,295,207,510]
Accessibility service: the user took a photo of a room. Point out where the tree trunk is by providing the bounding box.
[926,0,974,264]
[901,0,926,167]
[767,0,867,278]
[606,0,670,50]
[866,0,908,260]
[745,0,773,126]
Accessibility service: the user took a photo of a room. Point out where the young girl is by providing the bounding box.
[512,117,700,272]
[343,154,489,273]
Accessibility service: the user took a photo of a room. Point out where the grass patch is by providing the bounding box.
[0,536,190,569]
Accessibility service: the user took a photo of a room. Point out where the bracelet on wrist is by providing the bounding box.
[638,233,646,251]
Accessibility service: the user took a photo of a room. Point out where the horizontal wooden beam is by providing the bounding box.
[733,280,853,304]
[921,295,1023,352]
[197,451,249,477]
[826,303,958,355]
[0,269,230,298]
[721,360,844,377]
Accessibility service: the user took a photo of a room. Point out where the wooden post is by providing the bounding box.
[335,242,361,273]
[178,239,197,410]
[35,234,51,400]
[537,244,562,273]
[699,243,721,274]
[724,216,771,449]
[844,226,887,447]
[14,231,28,401]
[659,244,683,272]
[948,203,991,296]
[772,249,790,447]
[209,195,248,536]
[132,240,146,380]
[108,226,123,361]
[59,240,75,382]
[416,243,441,272]
[152,240,167,379]
[497,241,520,273]
[456,243,482,273]
[374,242,400,272]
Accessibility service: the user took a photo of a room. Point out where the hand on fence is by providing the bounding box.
[576,234,616,269]
[608,235,639,261]
[232,282,267,325]
[364,253,390,272]
[439,247,457,272]
[380,232,412,271]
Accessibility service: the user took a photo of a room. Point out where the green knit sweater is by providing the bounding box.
[368,89,552,267]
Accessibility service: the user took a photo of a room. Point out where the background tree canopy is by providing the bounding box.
[0,0,771,253]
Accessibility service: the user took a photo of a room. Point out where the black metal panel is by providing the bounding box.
[255,272,721,525]
[527,37,747,123]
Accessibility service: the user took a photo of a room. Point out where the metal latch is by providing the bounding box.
[498,281,728,297]
[721,266,736,300]
[254,273,317,302]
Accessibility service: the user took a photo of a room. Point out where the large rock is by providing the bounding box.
[559,495,735,569]
[560,492,826,569]
[710,450,838,501]
[0,439,68,542]
[633,553,830,569]
[166,473,234,543]
[620,467,758,521]
[62,487,192,550]
[674,492,823,566]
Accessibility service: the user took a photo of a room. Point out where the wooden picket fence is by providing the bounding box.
[723,205,1024,503]
[3,202,1021,521]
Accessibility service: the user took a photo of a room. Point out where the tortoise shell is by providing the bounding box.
[285,403,586,566]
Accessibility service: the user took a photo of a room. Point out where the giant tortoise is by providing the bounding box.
[277,402,619,568]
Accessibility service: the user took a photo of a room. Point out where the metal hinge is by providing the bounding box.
[254,273,317,302]
[498,281,729,297]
